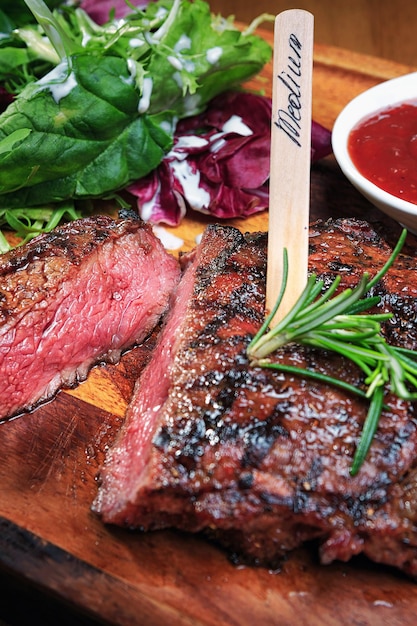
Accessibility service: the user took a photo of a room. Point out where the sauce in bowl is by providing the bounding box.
[348,100,417,204]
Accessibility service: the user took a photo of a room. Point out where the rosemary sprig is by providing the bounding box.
[247,228,417,475]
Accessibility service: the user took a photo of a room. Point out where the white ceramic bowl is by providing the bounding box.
[332,71,417,233]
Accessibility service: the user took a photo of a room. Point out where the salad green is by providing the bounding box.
[0,0,273,249]
[0,1,62,90]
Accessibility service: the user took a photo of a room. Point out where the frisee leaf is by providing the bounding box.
[24,0,79,61]
[247,228,414,475]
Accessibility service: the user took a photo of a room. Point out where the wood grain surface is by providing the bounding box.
[2,28,417,626]
[211,0,417,67]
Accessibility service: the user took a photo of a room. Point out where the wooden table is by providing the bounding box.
[210,0,417,66]
[1,28,417,626]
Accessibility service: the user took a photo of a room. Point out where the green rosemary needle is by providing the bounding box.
[247,228,417,475]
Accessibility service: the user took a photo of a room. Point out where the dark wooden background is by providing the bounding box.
[211,0,417,66]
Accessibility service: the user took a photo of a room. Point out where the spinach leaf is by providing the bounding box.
[0,48,32,78]
[0,54,172,207]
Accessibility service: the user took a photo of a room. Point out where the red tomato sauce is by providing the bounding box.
[348,100,417,204]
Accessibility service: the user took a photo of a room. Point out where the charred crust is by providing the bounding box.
[240,419,290,468]
[118,208,141,222]
[238,472,254,489]
[327,260,356,273]
[97,217,417,576]
[0,214,143,277]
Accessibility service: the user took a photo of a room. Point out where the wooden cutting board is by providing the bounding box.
[2,28,417,625]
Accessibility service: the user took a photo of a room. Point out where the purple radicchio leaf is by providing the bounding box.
[0,87,14,114]
[80,0,155,24]
[128,91,332,226]
[311,119,334,162]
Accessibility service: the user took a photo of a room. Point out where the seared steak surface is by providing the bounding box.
[0,214,180,420]
[93,218,417,577]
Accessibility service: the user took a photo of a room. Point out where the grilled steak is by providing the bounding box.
[93,218,417,577]
[0,213,180,420]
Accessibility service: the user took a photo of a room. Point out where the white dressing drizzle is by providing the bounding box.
[81,31,91,47]
[209,137,227,153]
[159,117,177,134]
[206,46,223,64]
[129,37,145,48]
[127,58,137,81]
[170,159,210,211]
[152,225,184,250]
[139,180,160,222]
[182,93,202,115]
[183,60,195,73]
[138,77,153,113]
[222,114,253,136]
[174,34,192,52]
[172,71,183,88]
[155,7,169,20]
[167,55,183,71]
[174,135,209,151]
[36,61,77,103]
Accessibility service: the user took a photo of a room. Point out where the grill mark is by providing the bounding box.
[96,217,417,577]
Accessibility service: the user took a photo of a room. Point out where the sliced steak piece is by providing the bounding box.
[0,213,180,421]
[93,218,417,578]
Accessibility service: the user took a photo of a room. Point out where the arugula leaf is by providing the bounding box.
[0,54,172,206]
